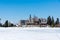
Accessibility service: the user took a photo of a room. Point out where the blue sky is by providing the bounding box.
[0,0,60,24]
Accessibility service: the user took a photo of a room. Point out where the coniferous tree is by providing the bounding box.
[47,16,52,26]
[0,23,2,27]
[0,18,2,27]
[29,14,32,22]
[39,19,41,24]
[3,20,8,27]
[39,19,41,27]
[55,18,59,25]
[51,16,55,27]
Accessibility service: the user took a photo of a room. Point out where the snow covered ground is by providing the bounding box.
[0,27,60,40]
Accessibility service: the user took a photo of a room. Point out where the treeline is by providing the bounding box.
[0,20,16,27]
[47,16,59,27]
[0,16,59,27]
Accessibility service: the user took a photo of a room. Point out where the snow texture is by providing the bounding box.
[0,27,60,40]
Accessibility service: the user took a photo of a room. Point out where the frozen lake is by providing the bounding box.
[0,27,60,40]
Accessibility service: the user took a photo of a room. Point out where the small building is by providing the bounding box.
[19,20,29,27]
[33,16,39,25]
[20,20,29,25]
[55,24,60,27]
[40,18,47,27]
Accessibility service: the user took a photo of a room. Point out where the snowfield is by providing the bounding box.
[0,27,60,40]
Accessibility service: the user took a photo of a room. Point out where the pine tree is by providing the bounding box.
[39,19,41,27]
[3,20,8,27]
[29,14,32,22]
[55,18,59,24]
[51,16,54,27]
[47,16,52,26]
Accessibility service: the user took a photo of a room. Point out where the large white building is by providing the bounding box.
[18,15,47,27]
